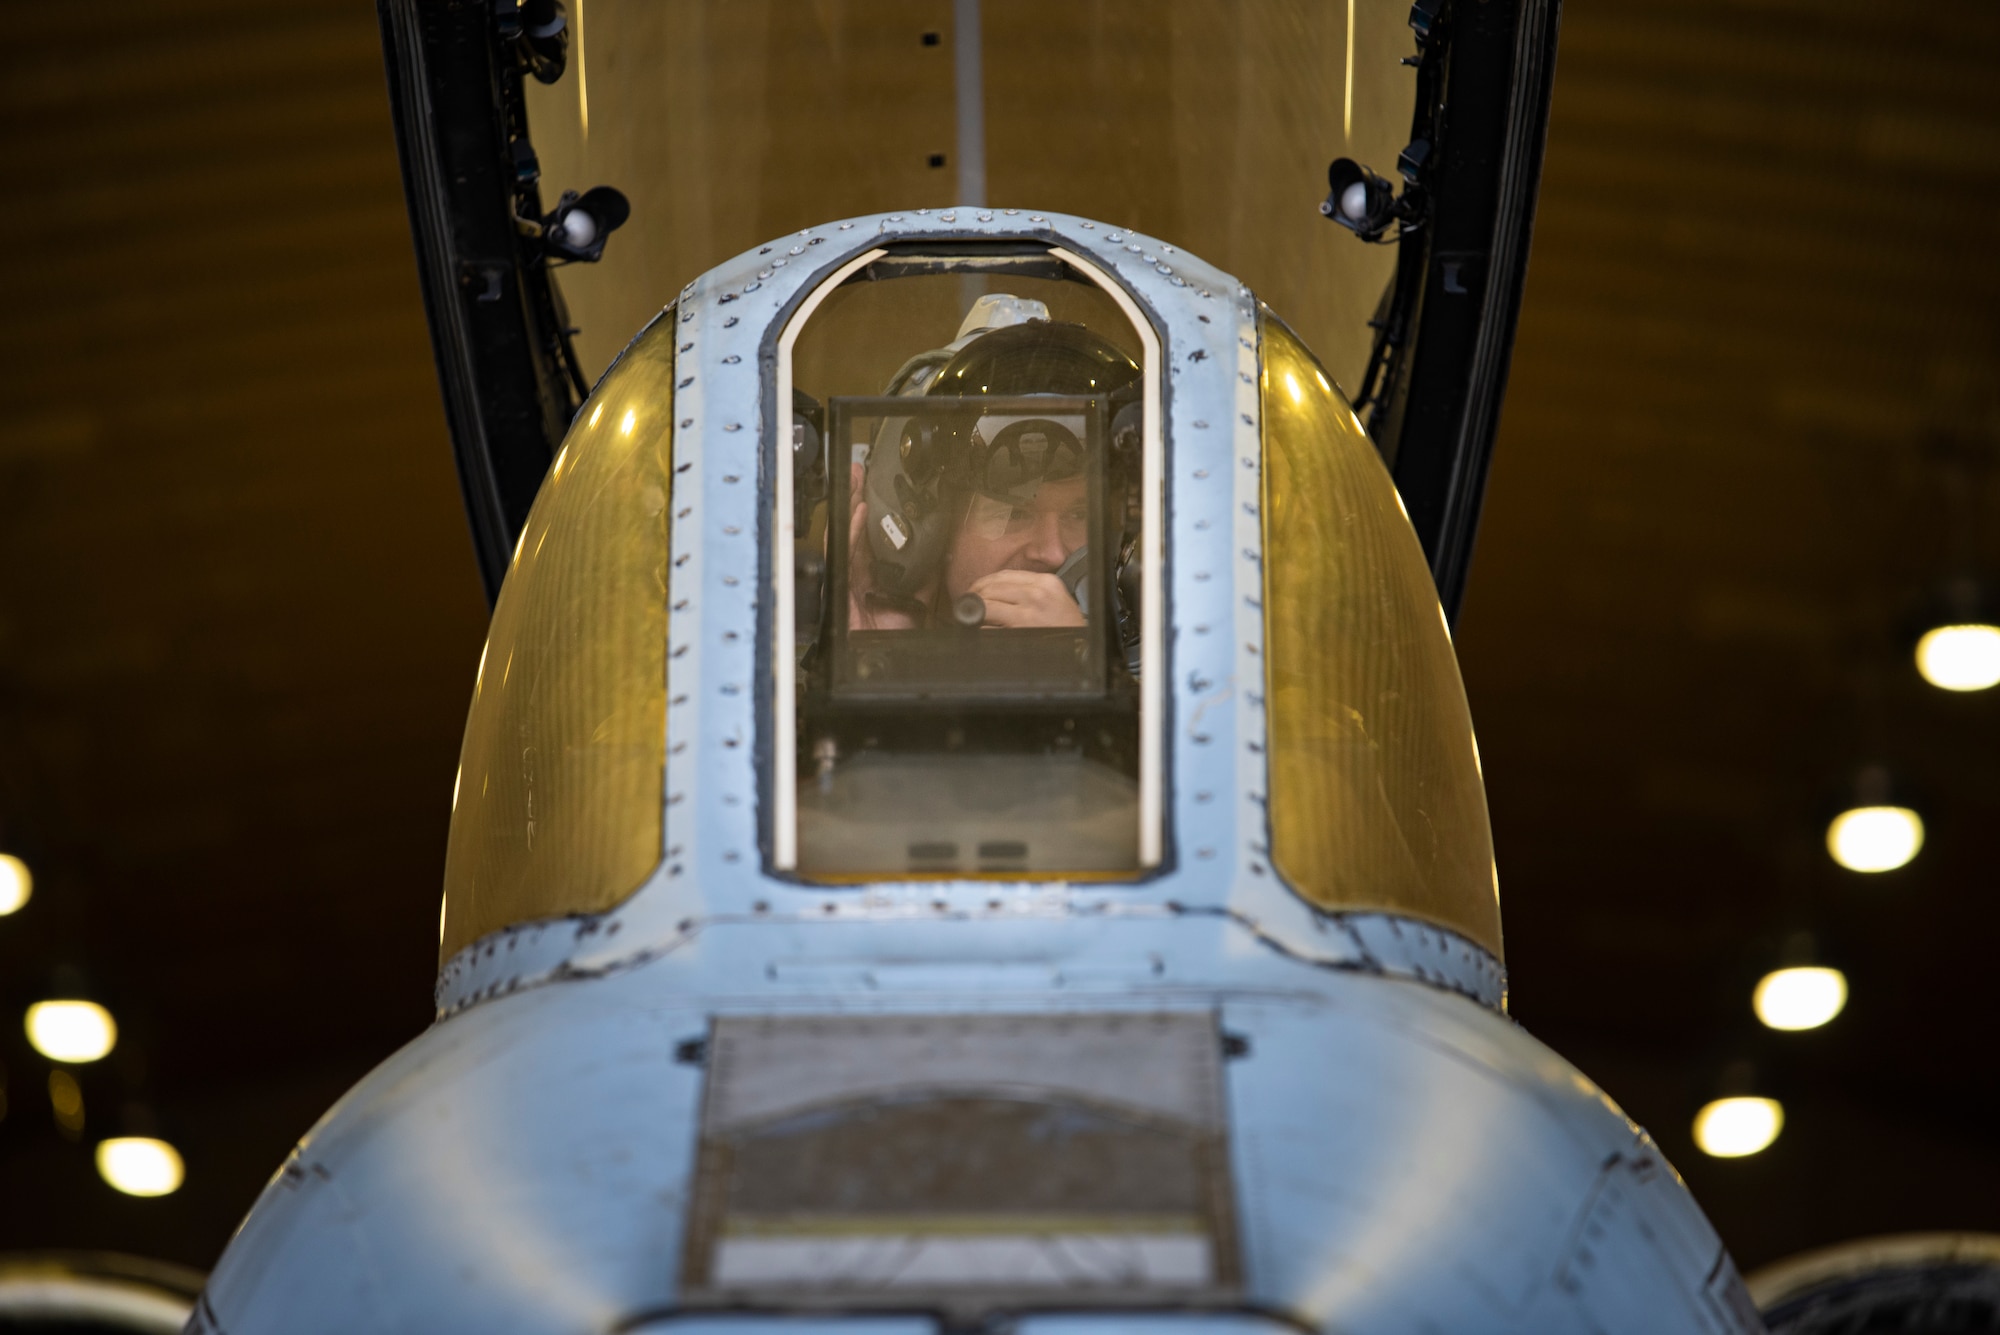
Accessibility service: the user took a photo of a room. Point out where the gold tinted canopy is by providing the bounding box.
[1258,313,1500,956]
[440,333,673,960]
[525,1,1414,396]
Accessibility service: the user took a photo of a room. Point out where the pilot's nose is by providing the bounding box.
[1024,513,1069,571]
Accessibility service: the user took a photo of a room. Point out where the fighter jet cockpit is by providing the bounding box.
[434,225,1501,977]
[189,7,1777,1334]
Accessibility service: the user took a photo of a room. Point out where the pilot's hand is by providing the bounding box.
[846,464,919,630]
[968,570,1086,628]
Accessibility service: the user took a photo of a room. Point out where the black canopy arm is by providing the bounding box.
[379,0,584,603]
[1347,0,1562,623]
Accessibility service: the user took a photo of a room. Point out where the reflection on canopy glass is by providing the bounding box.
[779,251,1157,879]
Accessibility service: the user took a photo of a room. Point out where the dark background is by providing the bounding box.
[2,0,1997,1277]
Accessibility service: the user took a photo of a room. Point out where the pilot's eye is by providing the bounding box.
[965,494,1028,541]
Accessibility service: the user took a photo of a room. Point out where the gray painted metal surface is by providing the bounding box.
[202,915,1756,1333]
[197,212,1759,1334]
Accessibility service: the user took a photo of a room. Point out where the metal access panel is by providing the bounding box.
[680,1013,1239,1309]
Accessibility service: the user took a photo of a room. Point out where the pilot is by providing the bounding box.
[843,311,1141,634]
[936,457,1091,629]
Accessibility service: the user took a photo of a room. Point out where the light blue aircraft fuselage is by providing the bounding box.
[196,212,1760,1335]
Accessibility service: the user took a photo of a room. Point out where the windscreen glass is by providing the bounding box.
[780,252,1157,878]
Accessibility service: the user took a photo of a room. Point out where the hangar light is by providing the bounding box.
[0,853,29,914]
[97,1137,185,1197]
[1693,1097,1784,1158]
[1826,805,1923,873]
[25,1000,117,1063]
[1916,623,2000,692]
[1753,966,1848,1031]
